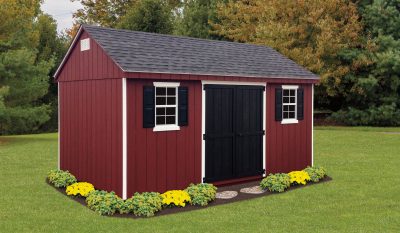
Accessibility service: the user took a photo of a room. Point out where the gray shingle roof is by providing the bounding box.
[83,25,318,79]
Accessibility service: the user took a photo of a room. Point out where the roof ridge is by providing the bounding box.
[82,24,274,50]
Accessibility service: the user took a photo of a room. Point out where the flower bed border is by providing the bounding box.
[46,176,332,219]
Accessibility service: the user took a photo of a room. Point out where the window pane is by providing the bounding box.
[283,112,289,119]
[290,97,295,103]
[283,105,289,111]
[283,97,289,103]
[156,107,165,115]
[167,97,176,105]
[289,90,295,96]
[167,88,175,96]
[289,105,295,111]
[166,107,175,115]
[283,90,289,96]
[156,116,165,125]
[156,87,166,96]
[289,112,295,119]
[156,97,166,105]
[166,116,175,124]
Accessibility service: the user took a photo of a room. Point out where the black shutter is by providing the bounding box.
[297,88,304,120]
[275,87,283,121]
[178,86,188,126]
[143,86,155,128]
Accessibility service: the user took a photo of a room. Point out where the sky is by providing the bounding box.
[41,0,82,32]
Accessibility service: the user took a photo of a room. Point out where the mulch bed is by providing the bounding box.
[47,176,332,219]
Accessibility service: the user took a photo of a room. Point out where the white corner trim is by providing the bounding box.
[58,83,60,170]
[153,82,180,87]
[311,84,314,166]
[153,125,180,132]
[281,119,299,124]
[282,85,299,89]
[122,78,127,199]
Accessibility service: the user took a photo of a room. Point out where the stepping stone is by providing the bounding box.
[216,191,238,199]
[240,186,266,194]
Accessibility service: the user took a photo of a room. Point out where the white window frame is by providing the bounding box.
[153,82,180,132]
[80,38,90,51]
[281,85,299,124]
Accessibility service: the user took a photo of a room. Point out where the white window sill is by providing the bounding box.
[281,119,298,124]
[153,125,180,132]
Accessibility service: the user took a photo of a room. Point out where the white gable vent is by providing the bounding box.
[80,38,90,51]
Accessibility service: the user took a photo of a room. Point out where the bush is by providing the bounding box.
[185,183,217,206]
[288,171,311,185]
[260,173,290,192]
[86,190,122,215]
[121,192,163,217]
[330,104,400,126]
[66,182,95,197]
[47,169,77,188]
[161,190,191,207]
[304,166,327,182]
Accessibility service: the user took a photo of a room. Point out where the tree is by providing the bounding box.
[71,0,136,27]
[175,0,223,39]
[36,14,69,132]
[0,0,54,134]
[117,0,174,34]
[330,0,400,125]
[212,0,365,109]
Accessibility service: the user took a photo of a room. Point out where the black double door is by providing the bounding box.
[204,85,264,183]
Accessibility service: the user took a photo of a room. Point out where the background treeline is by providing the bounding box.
[0,0,399,135]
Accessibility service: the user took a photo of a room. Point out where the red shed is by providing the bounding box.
[55,25,319,199]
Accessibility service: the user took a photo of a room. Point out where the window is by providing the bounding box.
[80,38,90,51]
[153,82,180,131]
[281,85,298,124]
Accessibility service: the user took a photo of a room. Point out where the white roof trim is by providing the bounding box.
[53,25,84,79]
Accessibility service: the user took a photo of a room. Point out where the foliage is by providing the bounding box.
[212,0,364,102]
[86,190,122,215]
[304,166,327,183]
[185,183,217,206]
[331,104,400,126]
[47,169,77,188]
[161,190,191,207]
[70,0,136,27]
[288,171,311,185]
[66,182,95,197]
[117,0,174,34]
[175,0,224,39]
[260,173,290,192]
[121,192,163,217]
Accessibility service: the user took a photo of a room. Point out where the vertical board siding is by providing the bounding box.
[57,31,123,82]
[126,79,202,196]
[266,84,312,174]
[59,79,123,196]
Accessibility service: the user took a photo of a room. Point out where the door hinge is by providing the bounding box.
[203,134,206,140]
[203,177,207,183]
[263,130,265,135]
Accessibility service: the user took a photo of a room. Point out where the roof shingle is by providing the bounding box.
[83,25,318,80]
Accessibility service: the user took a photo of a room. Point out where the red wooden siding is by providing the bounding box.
[126,79,202,196]
[266,84,312,174]
[59,79,123,196]
[57,30,123,82]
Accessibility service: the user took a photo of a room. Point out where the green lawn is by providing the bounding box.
[0,128,399,233]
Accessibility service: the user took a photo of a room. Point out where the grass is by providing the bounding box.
[0,127,399,233]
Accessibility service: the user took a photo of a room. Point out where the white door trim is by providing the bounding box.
[201,81,267,182]
[122,78,127,199]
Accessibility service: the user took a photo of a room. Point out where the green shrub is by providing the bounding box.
[47,169,77,188]
[86,190,122,216]
[122,192,163,217]
[330,104,400,126]
[185,183,217,206]
[260,173,290,192]
[304,166,327,182]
